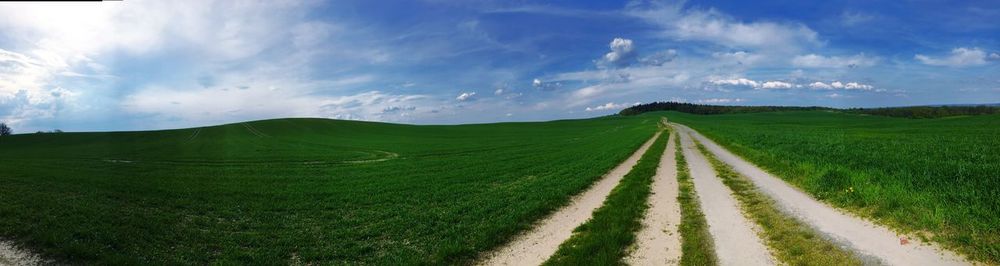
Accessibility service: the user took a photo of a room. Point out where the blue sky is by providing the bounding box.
[0,0,998,132]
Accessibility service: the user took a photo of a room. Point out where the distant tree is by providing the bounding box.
[0,122,11,136]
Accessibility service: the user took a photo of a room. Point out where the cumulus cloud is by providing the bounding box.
[602,38,636,66]
[760,81,794,89]
[0,1,402,131]
[710,77,876,91]
[710,78,759,88]
[792,53,878,68]
[456,92,476,101]
[584,102,640,112]
[915,47,991,67]
[585,102,624,111]
[697,98,745,104]
[808,81,875,91]
[629,2,819,52]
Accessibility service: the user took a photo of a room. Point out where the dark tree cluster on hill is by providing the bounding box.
[847,106,1000,118]
[0,122,11,136]
[618,101,829,116]
[619,101,1000,119]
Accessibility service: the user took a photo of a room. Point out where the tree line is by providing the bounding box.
[618,101,1000,119]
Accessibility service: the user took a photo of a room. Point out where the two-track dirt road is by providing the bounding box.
[673,123,970,266]
[677,128,775,266]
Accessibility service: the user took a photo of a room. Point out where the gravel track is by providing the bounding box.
[678,130,775,266]
[674,123,970,266]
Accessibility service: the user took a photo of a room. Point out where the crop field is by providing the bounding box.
[665,110,1000,263]
[0,116,659,264]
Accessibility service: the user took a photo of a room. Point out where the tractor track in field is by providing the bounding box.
[673,123,971,266]
[626,131,682,265]
[241,123,268,137]
[185,128,202,141]
[678,128,775,266]
[478,131,661,266]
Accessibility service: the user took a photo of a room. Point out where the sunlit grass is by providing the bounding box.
[674,132,718,266]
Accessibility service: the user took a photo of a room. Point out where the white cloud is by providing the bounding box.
[585,102,628,112]
[456,92,476,101]
[809,82,833,89]
[709,78,877,92]
[792,53,878,68]
[494,88,504,95]
[697,98,745,104]
[989,52,1000,60]
[629,3,819,52]
[709,78,794,90]
[809,81,876,91]
[602,38,636,66]
[0,1,400,130]
[760,81,794,89]
[123,88,431,128]
[915,47,991,67]
[710,78,759,88]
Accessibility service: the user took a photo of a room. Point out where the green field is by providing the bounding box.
[665,110,1000,263]
[0,116,659,264]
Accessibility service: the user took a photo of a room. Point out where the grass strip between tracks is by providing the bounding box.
[543,129,670,265]
[675,132,719,266]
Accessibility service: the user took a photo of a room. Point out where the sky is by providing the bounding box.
[0,0,998,132]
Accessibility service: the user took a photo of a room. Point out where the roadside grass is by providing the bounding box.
[665,111,1000,263]
[694,139,863,265]
[543,130,669,265]
[0,115,660,264]
[674,132,718,266]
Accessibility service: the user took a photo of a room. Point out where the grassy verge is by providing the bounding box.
[542,130,669,265]
[694,139,862,265]
[675,132,718,266]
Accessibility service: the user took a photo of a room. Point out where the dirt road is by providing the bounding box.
[678,130,774,266]
[674,123,970,266]
[626,132,682,265]
[479,132,662,266]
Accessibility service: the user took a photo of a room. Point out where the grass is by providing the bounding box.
[674,131,718,266]
[664,110,1000,263]
[0,115,660,264]
[694,139,862,265]
[543,129,668,265]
